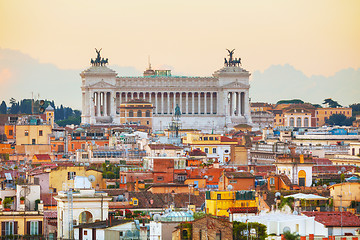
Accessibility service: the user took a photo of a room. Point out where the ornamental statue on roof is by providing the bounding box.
[90,48,109,66]
[224,48,241,67]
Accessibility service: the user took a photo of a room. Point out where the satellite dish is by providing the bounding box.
[88,175,96,183]
[204,175,208,179]
[227,185,233,191]
[250,170,254,174]
[153,214,161,222]
[275,192,281,198]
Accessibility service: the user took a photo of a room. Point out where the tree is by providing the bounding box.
[283,231,300,240]
[350,103,360,117]
[323,98,342,108]
[326,114,355,126]
[277,99,304,105]
[233,221,267,240]
[0,101,7,114]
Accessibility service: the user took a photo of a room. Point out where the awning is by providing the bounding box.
[284,193,328,200]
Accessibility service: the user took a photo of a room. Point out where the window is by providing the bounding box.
[279,119,282,122]
[129,110,134,117]
[39,130,43,136]
[224,149,229,153]
[204,137,208,140]
[209,137,214,140]
[25,130,29,136]
[72,144,74,150]
[204,148,209,153]
[8,130,13,136]
[68,172,76,180]
[212,148,217,154]
[4,221,16,235]
[137,110,142,117]
[84,230,88,235]
[133,200,138,205]
[146,110,150,117]
[157,176,164,181]
[229,180,237,183]
[81,144,85,149]
[296,117,301,127]
[32,139,36,145]
[30,221,39,235]
[216,230,222,240]
[289,117,294,127]
[270,178,275,185]
[146,121,149,125]
[304,118,309,127]
[217,194,221,200]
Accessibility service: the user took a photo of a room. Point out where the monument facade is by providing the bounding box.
[81,49,252,130]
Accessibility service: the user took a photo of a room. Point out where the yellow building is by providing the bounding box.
[15,123,52,145]
[0,211,44,236]
[205,190,258,217]
[316,107,352,126]
[119,99,153,127]
[49,166,105,192]
[45,106,55,128]
[328,182,360,209]
[182,133,238,163]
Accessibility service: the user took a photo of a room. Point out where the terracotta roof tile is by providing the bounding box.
[302,211,360,227]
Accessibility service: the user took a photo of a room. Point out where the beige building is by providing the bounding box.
[316,107,352,126]
[119,99,153,127]
[328,182,360,209]
[16,124,52,145]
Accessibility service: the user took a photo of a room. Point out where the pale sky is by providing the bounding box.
[1,0,359,77]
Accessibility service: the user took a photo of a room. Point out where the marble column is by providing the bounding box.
[210,92,213,115]
[192,92,195,115]
[204,92,207,114]
[180,93,183,114]
[104,92,108,116]
[161,92,164,114]
[96,92,100,117]
[167,93,170,114]
[155,93,157,115]
[125,92,128,102]
[197,92,200,114]
[186,92,189,114]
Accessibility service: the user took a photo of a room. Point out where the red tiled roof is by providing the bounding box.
[302,211,360,227]
[220,136,238,142]
[148,144,183,150]
[228,207,258,214]
[224,172,255,179]
[34,154,51,160]
[188,149,207,156]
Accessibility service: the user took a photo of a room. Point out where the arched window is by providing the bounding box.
[129,110,134,117]
[296,117,302,127]
[79,211,93,224]
[289,117,295,127]
[137,110,142,117]
[304,117,309,127]
[298,170,306,187]
[146,110,150,117]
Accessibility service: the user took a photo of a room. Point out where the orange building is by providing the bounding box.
[0,143,15,154]
[218,171,255,191]
[266,174,292,191]
[315,107,352,126]
[4,125,15,140]
[119,99,153,128]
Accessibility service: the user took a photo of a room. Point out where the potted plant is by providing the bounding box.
[3,197,13,210]
[20,197,25,204]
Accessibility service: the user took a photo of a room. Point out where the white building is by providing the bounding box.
[54,188,112,239]
[81,49,252,130]
[234,212,328,237]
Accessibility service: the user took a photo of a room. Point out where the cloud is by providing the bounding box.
[250,64,360,106]
[0,48,141,109]
[0,48,358,110]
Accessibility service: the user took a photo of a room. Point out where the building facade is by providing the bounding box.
[81,50,252,130]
